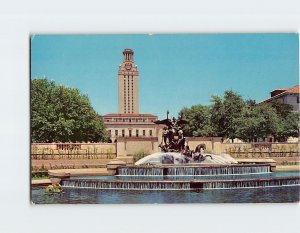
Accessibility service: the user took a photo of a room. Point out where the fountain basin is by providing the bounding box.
[61,176,300,190]
[117,163,272,176]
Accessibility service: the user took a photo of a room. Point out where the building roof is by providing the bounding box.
[103,113,157,118]
[261,85,299,103]
[286,85,300,94]
[271,88,288,91]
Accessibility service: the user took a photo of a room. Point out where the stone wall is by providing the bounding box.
[31,139,300,171]
[31,143,118,170]
[31,143,116,160]
[116,137,159,156]
[222,142,300,165]
[186,137,223,154]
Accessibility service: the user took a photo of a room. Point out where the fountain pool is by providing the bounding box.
[32,172,300,204]
[31,171,300,204]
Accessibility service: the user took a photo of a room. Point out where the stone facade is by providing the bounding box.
[103,113,159,142]
[118,49,139,114]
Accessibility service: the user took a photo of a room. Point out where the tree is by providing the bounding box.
[211,90,245,141]
[235,104,279,142]
[267,100,293,118]
[179,105,215,137]
[233,101,298,142]
[272,111,299,142]
[178,90,299,142]
[210,95,226,137]
[31,78,109,143]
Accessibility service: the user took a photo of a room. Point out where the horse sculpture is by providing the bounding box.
[154,112,213,163]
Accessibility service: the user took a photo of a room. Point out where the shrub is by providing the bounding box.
[133,151,148,163]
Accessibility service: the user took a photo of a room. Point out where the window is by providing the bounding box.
[143,130,146,136]
[129,130,132,137]
[149,130,152,136]
[297,96,299,103]
[122,129,125,137]
[136,129,139,137]
[115,130,118,136]
[108,130,111,136]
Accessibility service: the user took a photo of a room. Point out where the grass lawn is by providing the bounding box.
[32,176,49,180]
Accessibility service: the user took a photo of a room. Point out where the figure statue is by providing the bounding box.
[162,126,168,145]
[155,111,188,153]
[155,111,213,163]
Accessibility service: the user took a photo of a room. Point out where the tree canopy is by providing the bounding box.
[31,78,108,143]
[179,90,299,142]
[179,105,215,137]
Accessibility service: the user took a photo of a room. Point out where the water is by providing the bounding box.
[117,164,271,176]
[71,171,298,181]
[31,172,300,204]
[60,177,299,190]
[31,186,300,204]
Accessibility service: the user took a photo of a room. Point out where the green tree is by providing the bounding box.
[179,105,215,137]
[210,95,226,137]
[31,78,108,143]
[235,104,279,142]
[272,111,299,142]
[177,90,298,143]
[267,100,294,118]
[211,90,245,141]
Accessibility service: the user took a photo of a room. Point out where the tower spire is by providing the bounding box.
[123,49,134,62]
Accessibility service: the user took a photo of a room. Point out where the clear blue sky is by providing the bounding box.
[31,34,299,119]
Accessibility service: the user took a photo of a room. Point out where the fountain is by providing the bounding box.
[56,112,299,193]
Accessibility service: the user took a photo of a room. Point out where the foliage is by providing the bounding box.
[31,78,109,143]
[235,104,279,142]
[133,151,148,163]
[272,111,299,142]
[210,91,246,140]
[267,100,293,118]
[179,89,299,142]
[210,95,225,137]
[179,105,215,137]
[44,184,63,194]
[31,171,48,179]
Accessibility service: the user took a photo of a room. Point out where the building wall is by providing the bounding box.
[116,137,159,156]
[105,123,157,142]
[267,94,299,112]
[285,94,299,111]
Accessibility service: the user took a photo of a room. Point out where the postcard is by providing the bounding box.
[30,34,300,204]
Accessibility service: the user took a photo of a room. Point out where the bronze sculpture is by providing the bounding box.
[154,111,211,162]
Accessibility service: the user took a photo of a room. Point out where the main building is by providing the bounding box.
[103,49,159,142]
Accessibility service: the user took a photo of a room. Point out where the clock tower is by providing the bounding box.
[118,49,139,114]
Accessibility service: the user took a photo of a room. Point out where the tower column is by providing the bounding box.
[118,49,139,114]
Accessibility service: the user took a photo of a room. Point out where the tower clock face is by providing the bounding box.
[125,63,132,70]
